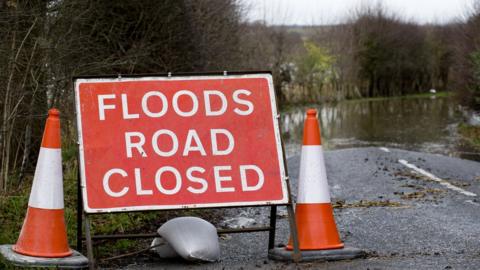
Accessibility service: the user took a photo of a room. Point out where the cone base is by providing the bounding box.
[12,246,72,258]
[268,246,366,262]
[1,245,87,268]
[285,242,344,251]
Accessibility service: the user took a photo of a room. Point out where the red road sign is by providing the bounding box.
[75,74,288,213]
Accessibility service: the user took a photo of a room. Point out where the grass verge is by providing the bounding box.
[458,123,480,148]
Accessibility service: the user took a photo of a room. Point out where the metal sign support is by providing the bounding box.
[76,186,300,269]
[76,177,300,269]
[73,71,301,269]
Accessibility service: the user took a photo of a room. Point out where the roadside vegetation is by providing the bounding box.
[458,124,480,148]
[0,0,480,266]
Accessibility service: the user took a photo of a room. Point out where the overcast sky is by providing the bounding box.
[243,0,475,25]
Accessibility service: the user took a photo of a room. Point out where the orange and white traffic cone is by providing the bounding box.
[13,108,72,258]
[286,108,343,250]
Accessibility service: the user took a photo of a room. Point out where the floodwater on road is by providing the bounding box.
[281,95,480,162]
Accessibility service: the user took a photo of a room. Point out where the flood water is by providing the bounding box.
[281,96,480,162]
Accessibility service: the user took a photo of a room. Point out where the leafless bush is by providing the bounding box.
[0,0,248,191]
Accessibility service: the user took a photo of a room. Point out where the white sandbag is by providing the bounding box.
[157,216,220,262]
[150,237,178,259]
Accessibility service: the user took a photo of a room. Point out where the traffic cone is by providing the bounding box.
[13,108,72,258]
[286,108,344,250]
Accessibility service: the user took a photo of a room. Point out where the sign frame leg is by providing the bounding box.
[286,202,301,262]
[84,214,95,270]
[268,205,277,250]
[76,165,83,253]
[278,114,301,262]
[268,203,301,262]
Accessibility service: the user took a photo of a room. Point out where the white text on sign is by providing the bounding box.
[97,89,254,120]
[98,89,265,198]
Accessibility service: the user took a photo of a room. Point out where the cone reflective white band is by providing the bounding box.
[28,148,64,209]
[297,145,331,204]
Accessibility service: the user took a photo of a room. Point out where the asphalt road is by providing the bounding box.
[109,147,480,269]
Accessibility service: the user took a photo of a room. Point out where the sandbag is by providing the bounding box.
[150,237,178,259]
[157,216,220,262]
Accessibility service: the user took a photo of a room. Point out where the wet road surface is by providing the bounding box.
[109,147,480,269]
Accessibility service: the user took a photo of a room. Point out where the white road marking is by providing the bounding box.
[379,147,390,153]
[398,159,477,197]
[465,200,479,206]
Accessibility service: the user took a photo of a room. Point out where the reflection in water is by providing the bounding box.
[281,97,480,161]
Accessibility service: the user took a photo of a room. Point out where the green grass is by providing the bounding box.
[0,257,20,270]
[458,123,480,148]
